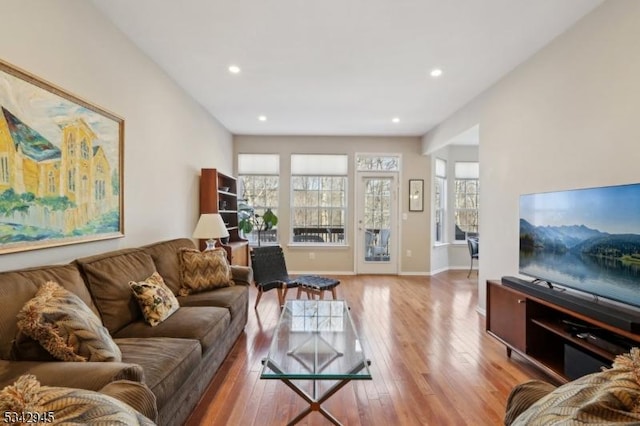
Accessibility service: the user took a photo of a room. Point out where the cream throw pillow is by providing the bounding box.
[178,248,234,296]
[16,281,121,362]
[129,271,179,326]
[0,375,154,425]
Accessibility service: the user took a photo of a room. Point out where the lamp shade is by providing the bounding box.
[192,213,229,240]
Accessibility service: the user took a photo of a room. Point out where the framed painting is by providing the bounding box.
[409,179,424,212]
[0,59,124,254]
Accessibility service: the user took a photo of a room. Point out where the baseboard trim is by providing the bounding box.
[429,266,449,275]
[289,270,356,275]
[289,269,475,277]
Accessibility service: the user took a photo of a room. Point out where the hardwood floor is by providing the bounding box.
[185,271,549,426]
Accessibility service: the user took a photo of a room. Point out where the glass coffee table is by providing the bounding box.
[261,299,371,425]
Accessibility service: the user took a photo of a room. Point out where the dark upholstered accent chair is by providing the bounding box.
[467,237,479,278]
[250,246,298,308]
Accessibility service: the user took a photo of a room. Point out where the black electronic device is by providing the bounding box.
[564,344,609,380]
[502,276,640,333]
[584,333,629,355]
[562,319,601,335]
[519,182,640,310]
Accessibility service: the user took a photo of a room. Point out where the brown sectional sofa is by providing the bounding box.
[0,238,251,426]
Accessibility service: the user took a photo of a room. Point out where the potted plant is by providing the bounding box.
[238,201,278,246]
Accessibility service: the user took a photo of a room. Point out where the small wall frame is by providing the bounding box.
[408,179,424,212]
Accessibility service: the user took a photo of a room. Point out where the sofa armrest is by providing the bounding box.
[231,265,253,286]
[0,360,144,392]
[99,380,158,423]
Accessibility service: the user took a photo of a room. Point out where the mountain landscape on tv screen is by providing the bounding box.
[520,219,640,265]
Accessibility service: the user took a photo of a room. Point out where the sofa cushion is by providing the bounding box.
[178,285,248,320]
[178,248,234,296]
[116,337,201,410]
[230,265,253,286]
[0,360,144,391]
[113,306,230,353]
[0,264,98,360]
[16,281,121,362]
[142,238,196,294]
[129,272,180,326]
[76,249,157,334]
[0,374,154,425]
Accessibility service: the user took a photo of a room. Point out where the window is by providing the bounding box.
[434,158,446,243]
[0,155,8,183]
[356,154,400,171]
[238,154,279,246]
[291,154,348,244]
[81,175,88,198]
[81,140,89,160]
[68,169,76,192]
[48,171,55,194]
[67,133,75,156]
[454,162,479,241]
[95,180,105,200]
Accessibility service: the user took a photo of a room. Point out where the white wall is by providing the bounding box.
[0,0,232,271]
[422,0,640,312]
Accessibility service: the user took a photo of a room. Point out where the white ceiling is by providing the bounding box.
[91,0,602,137]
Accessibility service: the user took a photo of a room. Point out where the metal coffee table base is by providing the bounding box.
[262,358,371,426]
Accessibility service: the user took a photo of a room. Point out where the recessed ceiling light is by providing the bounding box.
[228,65,241,74]
[392,117,400,123]
[258,115,267,122]
[430,68,443,78]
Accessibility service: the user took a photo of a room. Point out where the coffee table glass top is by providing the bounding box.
[261,300,371,381]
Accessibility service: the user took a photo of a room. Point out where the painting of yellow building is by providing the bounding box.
[0,59,123,254]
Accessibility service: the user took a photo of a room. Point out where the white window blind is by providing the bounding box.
[435,158,447,177]
[455,162,479,179]
[238,154,279,175]
[291,154,348,175]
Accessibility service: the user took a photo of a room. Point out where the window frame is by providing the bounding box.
[454,162,479,242]
[237,154,280,247]
[290,154,348,246]
[434,158,447,244]
[0,155,9,184]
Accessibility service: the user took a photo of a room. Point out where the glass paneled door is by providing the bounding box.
[356,175,398,274]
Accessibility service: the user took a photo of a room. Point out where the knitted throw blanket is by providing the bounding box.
[513,348,640,425]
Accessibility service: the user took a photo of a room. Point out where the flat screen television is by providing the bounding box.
[519,183,640,309]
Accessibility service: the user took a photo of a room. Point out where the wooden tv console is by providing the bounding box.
[486,279,640,384]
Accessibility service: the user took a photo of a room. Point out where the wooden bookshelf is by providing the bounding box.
[199,168,249,266]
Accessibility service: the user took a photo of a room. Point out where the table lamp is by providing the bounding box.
[192,213,229,251]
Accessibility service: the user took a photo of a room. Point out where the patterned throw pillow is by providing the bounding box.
[129,271,179,326]
[178,248,234,296]
[9,330,56,361]
[16,281,122,362]
[0,375,154,425]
